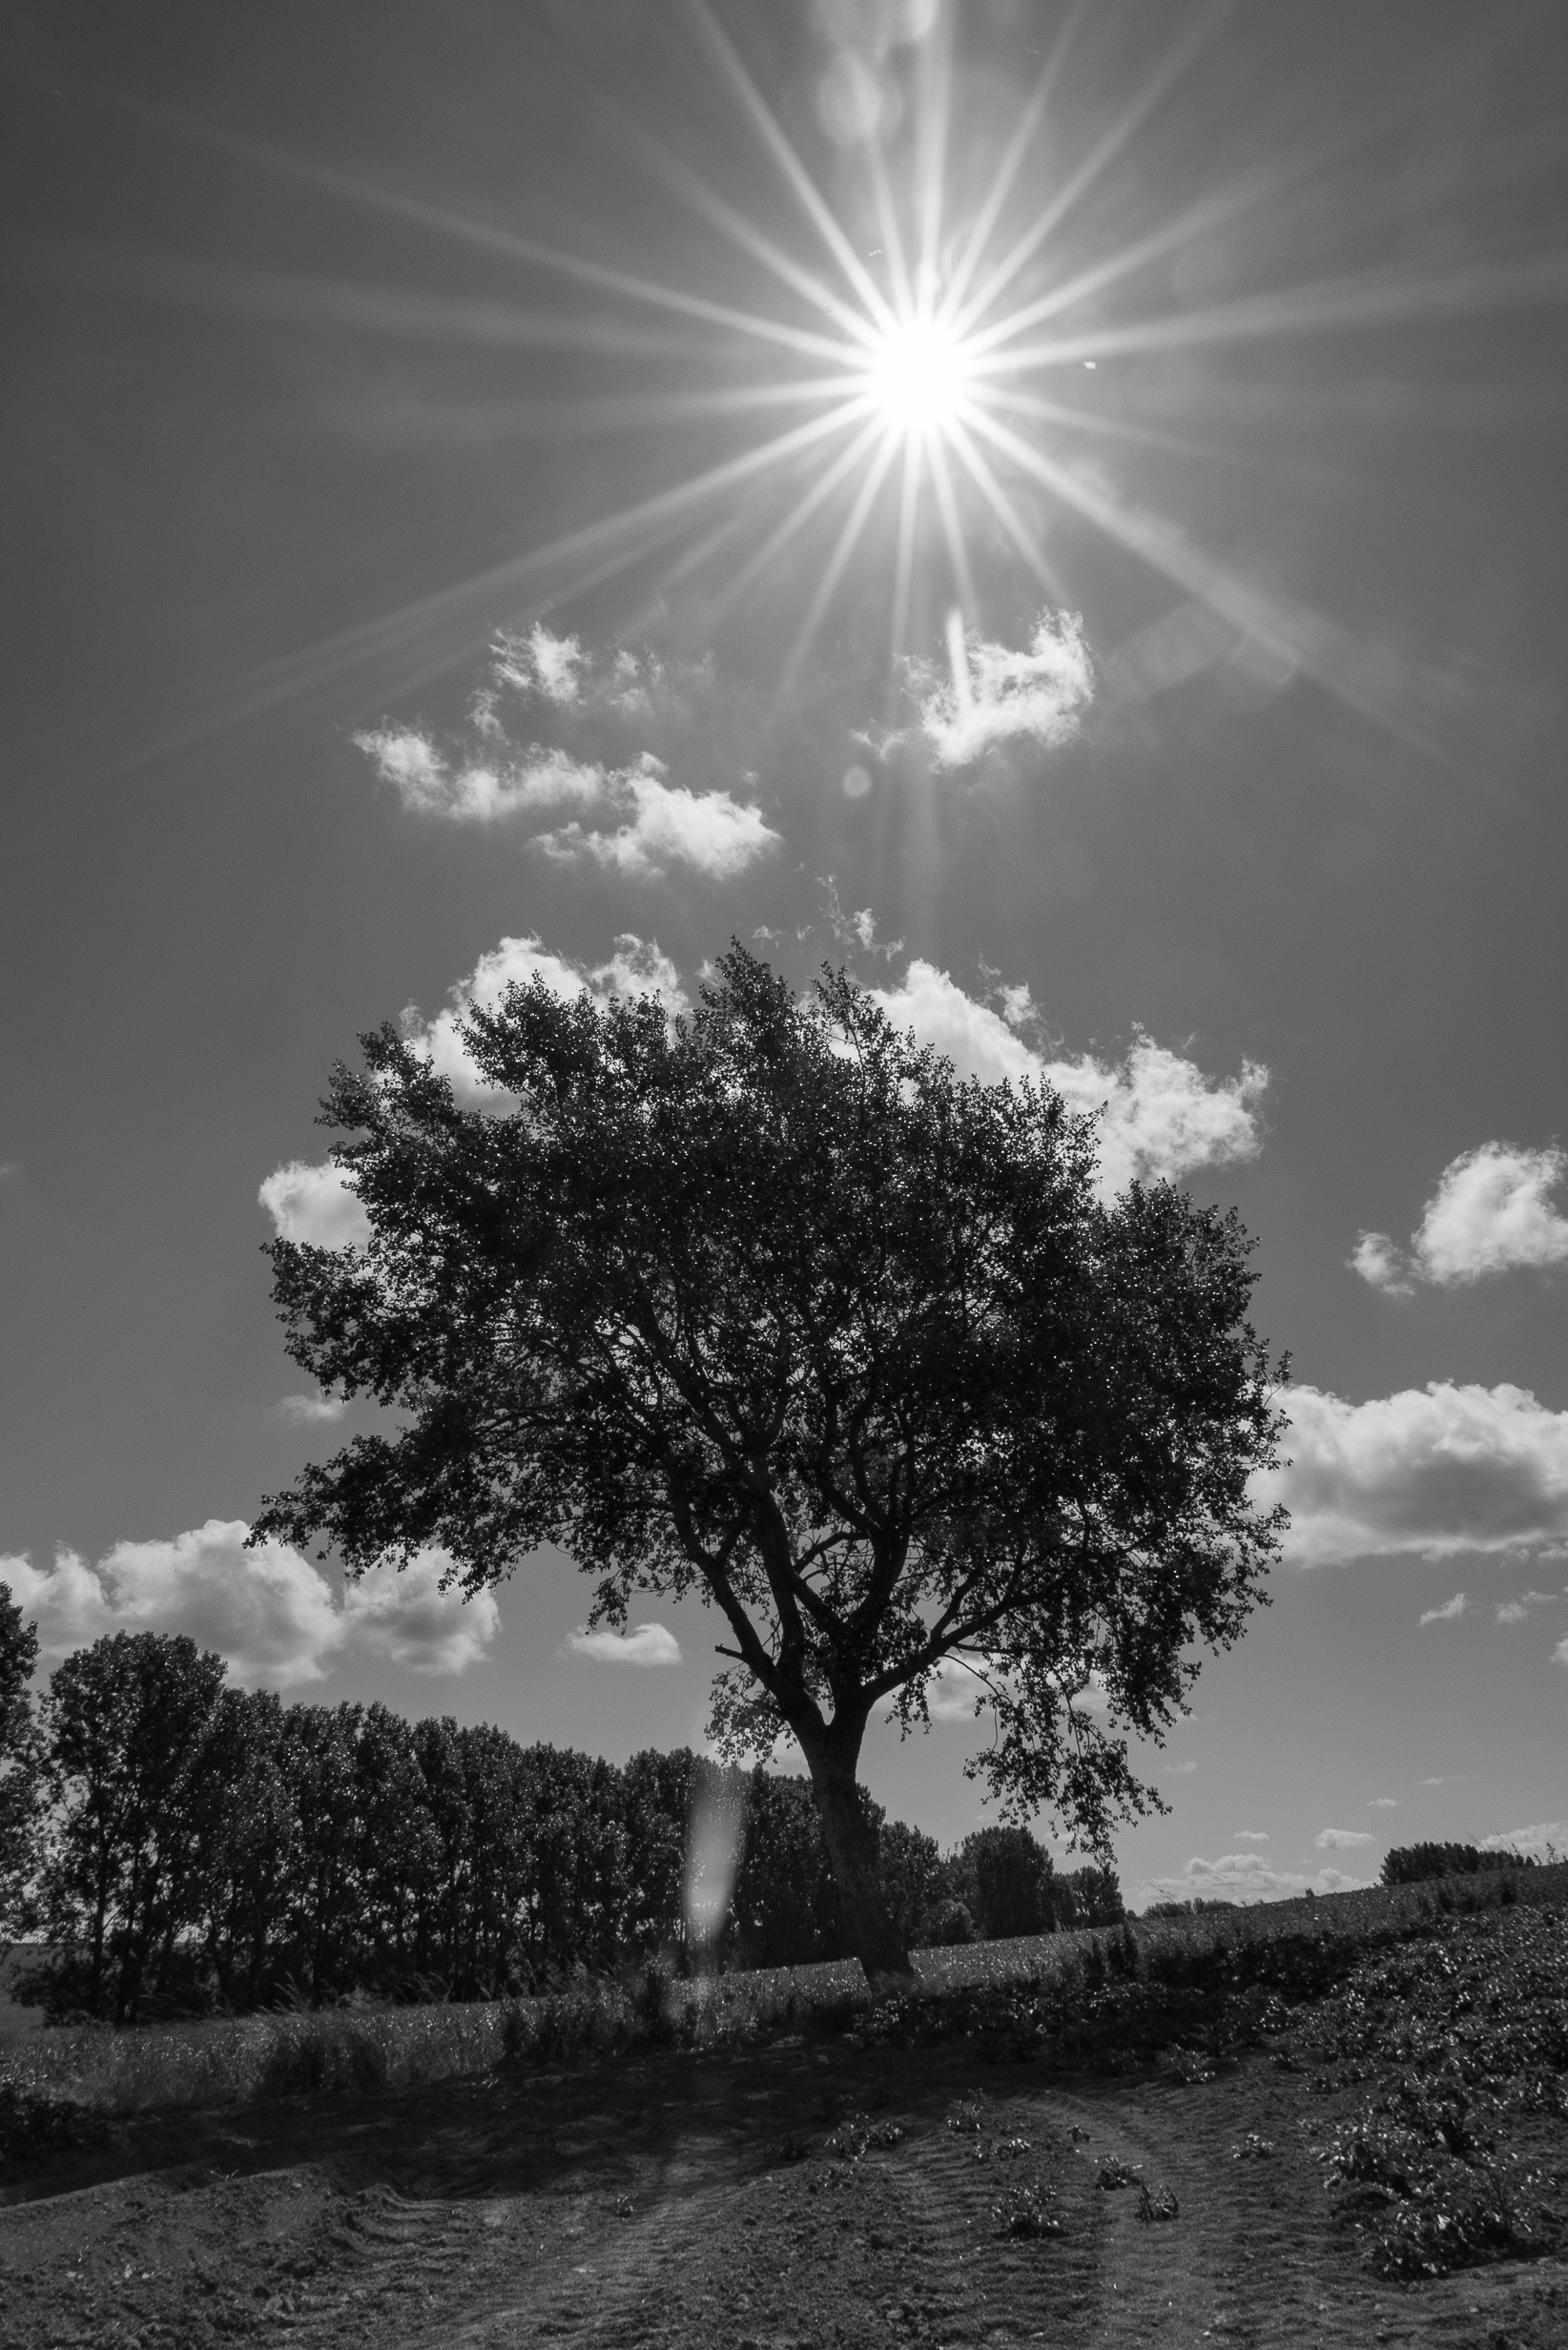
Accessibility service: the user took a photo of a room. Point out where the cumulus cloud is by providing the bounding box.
[907,609,1094,769]
[278,1392,347,1426]
[353,728,604,823]
[0,1523,498,1685]
[1315,1827,1374,1850]
[1138,1852,1370,1907]
[258,1159,371,1249]
[867,959,1267,1197]
[1479,1821,1565,1860]
[1368,1797,1402,1809]
[407,930,688,1103]
[491,622,585,706]
[538,762,780,879]
[1234,1829,1269,1843]
[1419,1591,1467,1625]
[1352,1144,1568,1290]
[1257,1381,1568,1565]
[565,1622,682,1666]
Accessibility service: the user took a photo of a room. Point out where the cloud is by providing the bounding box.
[406,929,688,1102]
[278,1392,347,1426]
[565,1622,682,1666]
[1349,1230,1413,1295]
[1257,1381,1568,1564]
[491,622,585,706]
[538,761,780,879]
[1368,1797,1402,1809]
[1496,1589,1562,1624]
[0,1523,498,1685]
[1352,1144,1568,1290]
[258,1159,371,1249]
[1169,1758,1198,1775]
[1234,1829,1269,1843]
[1419,1591,1467,1625]
[353,728,605,823]
[1137,1852,1370,1907]
[1315,1827,1375,1850]
[868,959,1267,1196]
[1479,1821,1565,1860]
[907,609,1093,768]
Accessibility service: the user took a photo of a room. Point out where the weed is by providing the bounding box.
[993,2179,1062,2237]
[1137,2183,1179,2222]
[1098,2157,1143,2190]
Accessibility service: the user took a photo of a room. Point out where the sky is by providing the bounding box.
[2,0,1566,1909]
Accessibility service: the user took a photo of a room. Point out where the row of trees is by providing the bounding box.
[0,1610,1120,2025]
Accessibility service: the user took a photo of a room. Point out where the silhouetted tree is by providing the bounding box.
[256,948,1285,1973]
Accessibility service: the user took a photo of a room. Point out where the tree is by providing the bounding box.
[40,1631,228,2020]
[256,946,1285,1976]
[0,1581,44,1949]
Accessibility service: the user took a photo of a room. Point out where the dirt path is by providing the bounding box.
[3,2039,1564,2347]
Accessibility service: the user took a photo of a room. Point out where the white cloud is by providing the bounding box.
[565,1622,682,1666]
[1496,1589,1561,1624]
[1352,1144,1568,1291]
[1479,1821,1565,1860]
[540,762,780,879]
[1349,1230,1413,1294]
[1234,1829,1269,1842]
[0,1523,499,1686]
[1169,1758,1198,1775]
[868,960,1267,1197]
[1315,1827,1374,1850]
[278,1392,346,1426]
[491,623,586,706]
[1368,1797,1401,1809]
[406,930,688,1103]
[909,610,1094,769]
[354,727,605,823]
[1258,1381,1568,1565]
[258,1159,371,1249]
[1137,1852,1370,1907]
[1419,1591,1467,1625]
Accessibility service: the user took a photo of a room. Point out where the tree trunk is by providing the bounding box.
[798,1727,913,1982]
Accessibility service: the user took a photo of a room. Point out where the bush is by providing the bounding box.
[1381,1843,1537,1888]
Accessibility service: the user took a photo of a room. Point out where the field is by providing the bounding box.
[2,1872,1565,2347]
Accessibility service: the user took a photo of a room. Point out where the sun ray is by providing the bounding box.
[942,410,1063,596]
[785,427,904,685]
[680,0,897,335]
[912,0,956,308]
[924,428,980,622]
[888,432,924,672]
[938,6,1086,326]
[950,0,1236,341]
[715,411,893,612]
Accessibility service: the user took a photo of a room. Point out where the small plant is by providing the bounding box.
[1097,2156,1144,2190]
[993,2179,1062,2238]
[995,2134,1032,2161]
[1136,2183,1179,2222]
[947,2094,985,2135]
[826,2113,904,2160]
[1231,2134,1275,2160]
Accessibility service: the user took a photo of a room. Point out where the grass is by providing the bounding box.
[6,1858,1565,2258]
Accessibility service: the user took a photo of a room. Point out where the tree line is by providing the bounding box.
[0,1600,1121,2025]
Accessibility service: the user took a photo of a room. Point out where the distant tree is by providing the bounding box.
[39,1632,228,2020]
[0,1581,44,1948]
[879,1818,945,1952]
[956,1824,1052,1941]
[255,950,1285,1974]
[1056,1861,1124,1928]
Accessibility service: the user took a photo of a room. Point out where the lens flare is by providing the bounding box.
[865,313,972,433]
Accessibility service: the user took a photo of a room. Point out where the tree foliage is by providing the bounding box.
[255,946,1285,1969]
[0,1580,44,1947]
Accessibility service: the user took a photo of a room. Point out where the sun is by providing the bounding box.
[863,314,973,436]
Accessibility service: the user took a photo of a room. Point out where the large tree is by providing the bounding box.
[255,947,1285,1975]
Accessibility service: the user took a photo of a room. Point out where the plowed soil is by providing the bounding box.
[3,2030,1564,2348]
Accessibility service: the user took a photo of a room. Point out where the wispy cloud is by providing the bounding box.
[1496,1588,1562,1624]
[1353,1143,1568,1290]
[0,1523,498,1684]
[1315,1826,1374,1850]
[1137,1851,1371,1907]
[868,959,1267,1198]
[278,1392,347,1426]
[354,728,605,822]
[1419,1591,1467,1625]
[1255,1381,1568,1565]
[1367,1797,1401,1809]
[904,609,1094,769]
[565,1622,682,1666]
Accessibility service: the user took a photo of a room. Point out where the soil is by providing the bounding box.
[3,2031,1564,2348]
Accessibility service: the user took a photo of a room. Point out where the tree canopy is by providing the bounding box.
[256,946,1285,1972]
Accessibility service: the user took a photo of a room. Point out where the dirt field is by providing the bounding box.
[3,2024,1563,2349]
